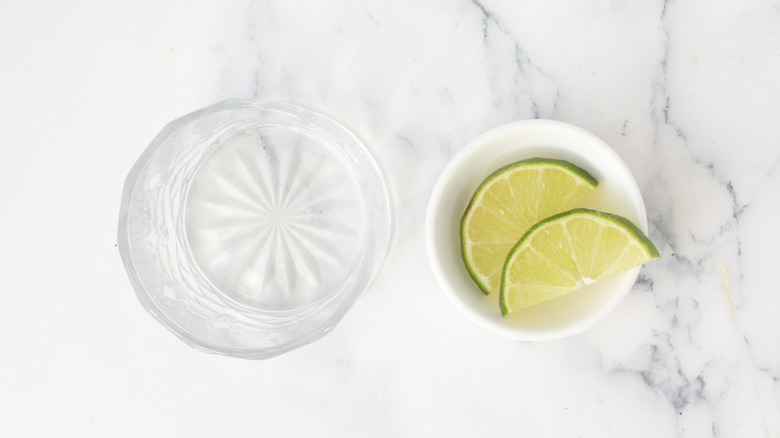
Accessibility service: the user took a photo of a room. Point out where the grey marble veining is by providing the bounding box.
[0,0,778,436]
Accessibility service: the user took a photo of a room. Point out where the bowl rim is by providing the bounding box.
[425,119,648,341]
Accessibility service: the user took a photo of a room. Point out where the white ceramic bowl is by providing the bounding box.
[426,119,647,341]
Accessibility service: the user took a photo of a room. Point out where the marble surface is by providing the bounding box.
[2,0,779,436]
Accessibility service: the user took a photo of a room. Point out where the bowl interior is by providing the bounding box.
[426,120,647,341]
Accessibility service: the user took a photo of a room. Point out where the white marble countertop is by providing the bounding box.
[2,0,779,436]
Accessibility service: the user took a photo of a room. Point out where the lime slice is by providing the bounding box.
[460,158,598,295]
[499,208,659,315]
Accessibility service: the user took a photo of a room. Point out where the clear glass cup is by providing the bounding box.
[118,100,391,359]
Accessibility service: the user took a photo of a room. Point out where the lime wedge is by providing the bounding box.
[499,208,659,315]
[460,158,598,295]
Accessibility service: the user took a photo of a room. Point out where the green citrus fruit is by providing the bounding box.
[499,208,659,315]
[460,158,598,295]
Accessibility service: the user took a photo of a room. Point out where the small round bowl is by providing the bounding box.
[118,100,391,359]
[426,119,647,341]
